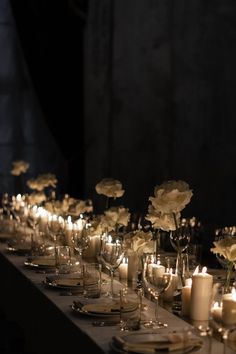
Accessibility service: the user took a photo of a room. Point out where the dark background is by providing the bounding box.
[1,0,236,229]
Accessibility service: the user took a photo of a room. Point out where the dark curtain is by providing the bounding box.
[10,0,87,198]
[83,0,236,230]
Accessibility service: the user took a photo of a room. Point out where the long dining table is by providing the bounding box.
[0,241,234,354]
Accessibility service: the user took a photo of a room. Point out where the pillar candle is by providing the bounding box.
[222,293,236,326]
[151,264,165,278]
[83,235,101,260]
[163,273,178,303]
[190,267,213,321]
[211,301,222,323]
[127,252,139,283]
[119,258,128,280]
[181,278,192,317]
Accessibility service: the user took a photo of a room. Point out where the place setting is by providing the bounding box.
[109,328,204,354]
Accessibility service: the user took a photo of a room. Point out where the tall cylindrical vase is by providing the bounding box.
[127,252,139,284]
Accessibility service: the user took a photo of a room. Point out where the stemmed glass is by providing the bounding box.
[142,254,172,328]
[97,231,124,298]
[170,223,191,288]
[1,193,12,217]
[71,225,90,272]
[209,283,236,354]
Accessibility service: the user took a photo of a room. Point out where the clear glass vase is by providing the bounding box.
[169,226,191,289]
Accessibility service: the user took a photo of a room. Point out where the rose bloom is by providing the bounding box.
[27,191,46,205]
[101,206,130,230]
[123,230,154,256]
[11,160,29,176]
[145,205,180,231]
[95,178,124,198]
[27,173,57,191]
[211,237,236,262]
[149,180,193,214]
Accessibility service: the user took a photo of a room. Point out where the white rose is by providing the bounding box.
[149,180,193,214]
[211,237,236,262]
[11,160,29,176]
[145,205,180,231]
[95,178,124,198]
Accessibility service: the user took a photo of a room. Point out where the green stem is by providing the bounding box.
[105,197,111,210]
[225,262,234,293]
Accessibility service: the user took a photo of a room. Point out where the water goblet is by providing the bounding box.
[142,254,172,328]
[72,227,90,272]
[97,231,124,298]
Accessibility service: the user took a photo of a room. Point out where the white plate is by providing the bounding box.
[109,341,198,354]
[44,274,83,289]
[110,332,202,354]
[71,301,134,317]
[24,256,56,269]
[7,242,32,255]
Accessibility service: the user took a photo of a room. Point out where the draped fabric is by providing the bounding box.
[84,0,236,227]
[0,0,83,197]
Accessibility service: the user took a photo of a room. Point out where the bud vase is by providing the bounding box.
[127,252,139,283]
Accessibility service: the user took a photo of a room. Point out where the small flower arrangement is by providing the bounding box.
[211,237,236,263]
[95,178,125,209]
[11,160,29,176]
[45,194,93,217]
[95,178,124,198]
[27,173,57,191]
[100,206,130,232]
[211,236,236,292]
[123,230,154,256]
[145,180,193,231]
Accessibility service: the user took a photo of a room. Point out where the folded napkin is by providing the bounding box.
[112,332,203,353]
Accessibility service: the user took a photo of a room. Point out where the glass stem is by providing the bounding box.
[176,251,185,288]
[225,262,233,293]
[110,269,114,297]
[223,329,229,354]
[154,295,159,323]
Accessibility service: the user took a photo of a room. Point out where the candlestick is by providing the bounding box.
[190,267,213,321]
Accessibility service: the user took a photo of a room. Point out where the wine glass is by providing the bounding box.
[170,223,191,288]
[209,283,236,354]
[72,226,90,272]
[97,231,124,298]
[142,254,172,328]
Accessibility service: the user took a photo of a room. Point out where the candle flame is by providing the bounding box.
[202,266,207,273]
[193,265,199,275]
